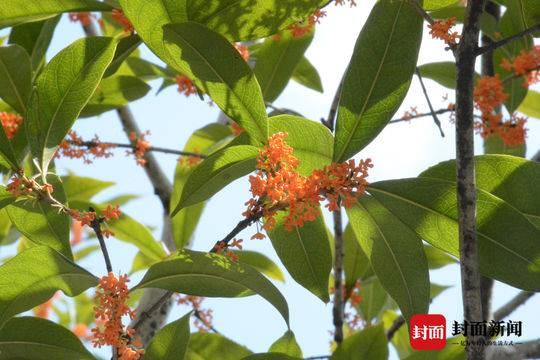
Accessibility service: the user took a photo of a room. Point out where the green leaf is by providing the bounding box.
[269,331,302,358]
[267,211,332,302]
[331,325,388,360]
[144,312,191,360]
[0,316,96,359]
[418,62,457,89]
[7,175,71,259]
[61,175,114,201]
[368,177,540,291]
[343,224,372,292]
[420,155,540,222]
[130,251,159,274]
[430,5,465,22]
[0,44,32,114]
[80,75,151,118]
[383,310,413,359]
[424,244,456,269]
[172,145,259,215]
[25,37,117,173]
[291,56,323,93]
[254,29,314,102]
[8,16,60,71]
[162,22,268,142]
[186,333,252,360]
[423,0,459,10]
[185,0,324,41]
[117,57,174,80]
[357,278,392,324]
[133,249,290,326]
[333,0,423,162]
[0,246,98,328]
[73,244,100,261]
[347,195,430,323]
[103,34,142,78]
[242,354,300,360]
[0,0,112,29]
[233,250,285,282]
[517,90,540,119]
[171,123,232,248]
[483,134,526,157]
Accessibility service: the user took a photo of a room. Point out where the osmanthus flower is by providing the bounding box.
[428,17,460,45]
[288,9,326,38]
[234,44,250,62]
[177,295,214,332]
[0,112,23,140]
[501,45,540,87]
[92,272,144,359]
[68,12,94,26]
[244,132,372,237]
[57,131,116,163]
[230,122,244,136]
[175,75,198,97]
[473,74,508,114]
[128,131,151,166]
[5,175,35,197]
[34,292,61,319]
[111,9,134,33]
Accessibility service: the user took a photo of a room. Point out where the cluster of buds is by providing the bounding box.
[175,75,197,97]
[428,17,460,45]
[92,272,144,360]
[501,45,540,87]
[288,9,326,38]
[0,112,23,140]
[177,295,214,332]
[212,238,243,262]
[57,131,116,164]
[68,204,120,238]
[243,132,372,238]
[128,131,151,166]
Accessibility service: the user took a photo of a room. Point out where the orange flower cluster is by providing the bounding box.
[34,292,61,319]
[112,9,134,33]
[501,45,540,87]
[288,9,326,38]
[92,273,144,360]
[73,323,92,340]
[230,122,244,136]
[68,204,120,237]
[401,106,419,121]
[128,131,151,166]
[68,12,94,26]
[428,17,460,45]
[177,295,214,331]
[0,112,23,140]
[243,132,372,236]
[473,74,528,145]
[234,44,250,62]
[213,238,243,262]
[175,75,197,97]
[5,175,35,197]
[57,131,116,164]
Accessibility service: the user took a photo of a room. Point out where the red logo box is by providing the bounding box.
[410,314,447,350]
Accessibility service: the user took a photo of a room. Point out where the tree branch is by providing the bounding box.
[332,204,345,344]
[493,291,535,322]
[89,210,113,273]
[476,22,540,56]
[386,316,406,341]
[455,1,488,358]
[68,139,206,158]
[415,67,445,137]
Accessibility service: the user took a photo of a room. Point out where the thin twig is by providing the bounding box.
[493,291,535,322]
[389,107,455,123]
[408,0,435,25]
[386,316,406,341]
[322,77,343,132]
[68,140,206,158]
[89,208,113,273]
[415,68,445,137]
[193,310,220,334]
[476,22,540,56]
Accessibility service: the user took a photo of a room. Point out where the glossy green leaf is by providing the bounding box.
[162,22,268,142]
[0,44,32,114]
[80,75,150,118]
[185,0,324,41]
[172,145,259,215]
[7,175,71,259]
[254,29,314,102]
[0,0,112,29]
[424,244,456,269]
[418,61,457,89]
[103,34,142,78]
[171,123,232,248]
[8,16,60,71]
[291,56,323,93]
[269,331,302,358]
[517,90,540,119]
[483,134,526,157]
[130,251,158,274]
[233,250,285,282]
[430,6,465,22]
[0,316,95,359]
[343,224,372,292]
[144,312,191,360]
[368,176,540,291]
[133,249,290,326]
[25,37,117,173]
[267,212,332,302]
[0,246,98,328]
[347,195,430,323]
[0,187,15,210]
[73,244,100,261]
[331,325,388,360]
[61,175,114,201]
[186,333,252,360]
[420,155,540,222]
[357,278,391,324]
[333,0,423,162]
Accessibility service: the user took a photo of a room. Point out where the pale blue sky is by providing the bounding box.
[2,2,539,358]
